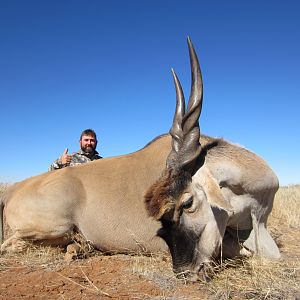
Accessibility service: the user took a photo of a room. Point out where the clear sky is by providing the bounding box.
[0,1,299,186]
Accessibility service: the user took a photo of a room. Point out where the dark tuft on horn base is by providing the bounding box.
[144,169,191,220]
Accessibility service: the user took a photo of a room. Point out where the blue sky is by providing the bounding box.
[0,1,299,186]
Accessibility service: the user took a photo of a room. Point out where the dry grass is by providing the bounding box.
[270,184,300,228]
[0,244,65,272]
[130,253,177,290]
[205,185,300,299]
[0,182,8,196]
[208,256,299,299]
[129,251,300,299]
[0,184,299,299]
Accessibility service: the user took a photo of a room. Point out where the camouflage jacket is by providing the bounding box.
[49,150,102,171]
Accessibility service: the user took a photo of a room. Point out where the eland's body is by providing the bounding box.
[1,39,280,279]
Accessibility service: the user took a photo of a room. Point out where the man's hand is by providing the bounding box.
[60,148,72,165]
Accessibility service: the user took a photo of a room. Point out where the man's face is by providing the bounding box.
[80,134,97,154]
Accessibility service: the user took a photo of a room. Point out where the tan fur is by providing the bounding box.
[1,135,172,254]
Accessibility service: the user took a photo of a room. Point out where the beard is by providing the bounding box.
[81,145,95,155]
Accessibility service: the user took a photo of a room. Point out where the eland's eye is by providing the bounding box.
[181,197,193,210]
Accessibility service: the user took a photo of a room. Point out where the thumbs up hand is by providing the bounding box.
[60,148,72,166]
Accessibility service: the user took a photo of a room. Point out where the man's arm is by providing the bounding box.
[49,158,64,171]
[49,148,72,171]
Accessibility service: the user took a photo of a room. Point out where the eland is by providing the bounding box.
[0,38,280,280]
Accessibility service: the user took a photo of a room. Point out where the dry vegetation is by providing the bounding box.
[0,183,299,299]
[271,185,300,228]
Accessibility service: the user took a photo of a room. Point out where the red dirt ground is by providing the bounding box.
[0,224,299,299]
[0,251,212,299]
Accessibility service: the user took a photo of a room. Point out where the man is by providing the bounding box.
[49,129,102,171]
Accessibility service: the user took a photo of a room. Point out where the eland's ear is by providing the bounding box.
[193,167,233,211]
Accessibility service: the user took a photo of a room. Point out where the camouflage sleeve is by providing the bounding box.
[49,158,65,171]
